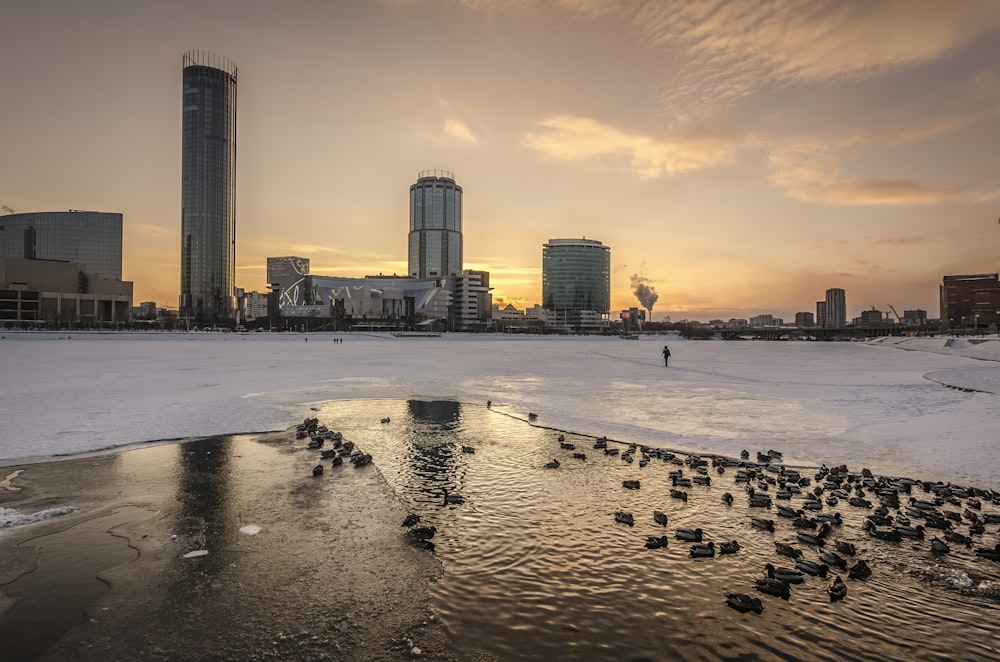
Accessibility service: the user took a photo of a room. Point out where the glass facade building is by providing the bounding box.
[408,171,462,279]
[824,287,846,328]
[180,51,237,324]
[542,238,611,332]
[0,210,123,280]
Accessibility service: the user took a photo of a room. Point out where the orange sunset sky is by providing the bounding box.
[2,0,999,321]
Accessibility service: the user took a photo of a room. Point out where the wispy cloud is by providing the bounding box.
[129,223,173,238]
[768,135,965,206]
[443,117,478,143]
[431,1,1000,120]
[870,235,930,246]
[521,115,737,178]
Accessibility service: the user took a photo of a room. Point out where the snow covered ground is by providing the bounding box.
[1,331,998,489]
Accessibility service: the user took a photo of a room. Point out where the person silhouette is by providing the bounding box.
[662,345,671,367]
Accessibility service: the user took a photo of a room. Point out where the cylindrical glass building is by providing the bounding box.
[408,171,462,279]
[180,51,237,324]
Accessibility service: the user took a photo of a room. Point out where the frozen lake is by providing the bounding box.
[1,331,998,489]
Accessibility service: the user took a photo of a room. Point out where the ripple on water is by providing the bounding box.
[318,399,1000,662]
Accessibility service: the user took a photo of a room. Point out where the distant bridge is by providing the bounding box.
[715,326,919,341]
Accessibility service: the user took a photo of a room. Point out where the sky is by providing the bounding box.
[2,0,999,322]
[2,333,998,491]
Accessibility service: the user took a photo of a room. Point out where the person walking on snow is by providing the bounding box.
[662,345,671,367]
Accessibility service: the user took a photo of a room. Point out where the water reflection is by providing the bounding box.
[402,400,468,507]
[173,436,237,577]
[320,398,1000,662]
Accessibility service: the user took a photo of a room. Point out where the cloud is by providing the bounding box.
[443,117,478,143]
[870,235,931,247]
[425,1,1000,121]
[129,223,172,238]
[521,115,737,178]
[767,136,965,206]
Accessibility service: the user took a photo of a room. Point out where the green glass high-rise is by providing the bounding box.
[180,51,237,324]
[542,238,610,333]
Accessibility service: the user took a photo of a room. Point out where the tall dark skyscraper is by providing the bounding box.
[180,51,237,323]
[408,171,462,279]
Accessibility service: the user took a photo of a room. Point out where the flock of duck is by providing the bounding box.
[298,410,1000,617]
[537,431,1000,615]
[295,417,373,477]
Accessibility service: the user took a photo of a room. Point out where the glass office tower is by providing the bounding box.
[180,51,237,324]
[408,171,462,279]
[542,238,611,333]
[0,210,123,280]
[824,287,846,328]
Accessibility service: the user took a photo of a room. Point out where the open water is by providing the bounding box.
[327,398,1000,661]
[2,398,1000,660]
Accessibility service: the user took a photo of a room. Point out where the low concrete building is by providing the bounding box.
[1,257,133,326]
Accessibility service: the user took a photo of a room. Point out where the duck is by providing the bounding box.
[653,511,669,526]
[827,576,848,602]
[776,505,802,518]
[774,541,802,559]
[792,516,818,529]
[748,494,772,508]
[975,543,1000,562]
[401,513,421,527]
[330,455,344,467]
[544,459,560,469]
[755,578,791,600]
[863,521,901,542]
[380,417,391,424]
[725,593,764,614]
[461,445,476,454]
[622,479,641,490]
[750,517,775,532]
[944,530,972,547]
[764,563,804,584]
[692,475,712,486]
[819,549,847,569]
[615,511,635,526]
[894,524,925,539]
[848,559,872,580]
[690,542,716,557]
[528,412,538,421]
[718,540,741,555]
[672,475,693,488]
[559,441,576,450]
[407,525,437,540]
[835,540,857,556]
[930,537,950,554]
[816,512,844,526]
[794,559,829,577]
[312,464,324,476]
[645,535,669,549]
[670,489,689,502]
[802,499,824,511]
[722,492,734,506]
[442,489,465,505]
[796,523,831,546]
[572,452,587,460]
[675,527,703,542]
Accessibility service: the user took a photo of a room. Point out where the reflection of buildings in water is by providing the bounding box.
[173,436,237,578]
[405,400,466,502]
[408,399,461,428]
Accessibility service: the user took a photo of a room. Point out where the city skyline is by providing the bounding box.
[2,1,999,321]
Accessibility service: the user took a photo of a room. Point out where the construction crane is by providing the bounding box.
[888,305,903,325]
